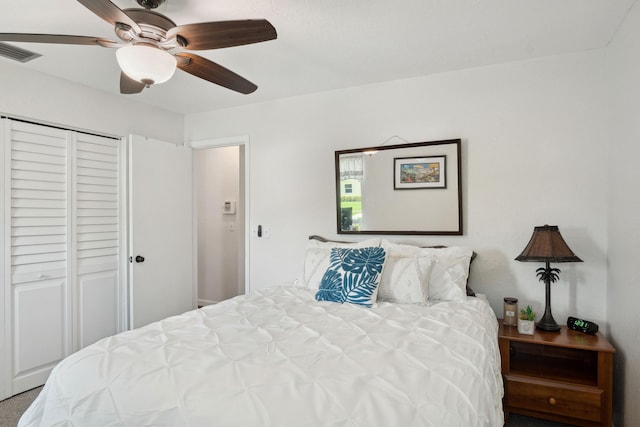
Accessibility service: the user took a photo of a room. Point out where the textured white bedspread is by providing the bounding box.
[19,286,503,426]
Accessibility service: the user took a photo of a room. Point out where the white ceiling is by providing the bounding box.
[0,0,636,115]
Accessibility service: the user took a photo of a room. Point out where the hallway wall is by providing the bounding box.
[195,146,243,305]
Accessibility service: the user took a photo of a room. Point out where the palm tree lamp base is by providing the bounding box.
[535,279,561,332]
[535,314,561,332]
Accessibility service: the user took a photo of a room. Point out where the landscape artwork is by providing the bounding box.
[394,155,446,189]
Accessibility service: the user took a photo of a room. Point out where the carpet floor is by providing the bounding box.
[0,387,42,427]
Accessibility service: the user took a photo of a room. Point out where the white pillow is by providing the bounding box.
[377,254,435,305]
[427,246,473,302]
[299,238,382,290]
[380,240,473,302]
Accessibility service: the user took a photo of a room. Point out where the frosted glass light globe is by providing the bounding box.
[116,45,177,85]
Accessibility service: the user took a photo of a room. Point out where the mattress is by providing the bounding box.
[19,286,503,426]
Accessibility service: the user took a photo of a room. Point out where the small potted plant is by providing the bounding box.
[517,305,536,335]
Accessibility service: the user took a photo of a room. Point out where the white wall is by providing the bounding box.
[606,1,640,425]
[195,146,243,305]
[0,61,184,143]
[185,50,609,328]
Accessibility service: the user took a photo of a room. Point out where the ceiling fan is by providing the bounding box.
[0,0,277,95]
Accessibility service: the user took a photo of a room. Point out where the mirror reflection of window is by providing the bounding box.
[339,154,364,231]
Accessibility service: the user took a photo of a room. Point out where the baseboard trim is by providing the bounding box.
[197,299,218,307]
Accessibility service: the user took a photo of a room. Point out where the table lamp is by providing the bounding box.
[515,225,582,332]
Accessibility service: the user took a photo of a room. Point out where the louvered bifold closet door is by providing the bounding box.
[73,132,121,349]
[4,120,123,396]
[8,121,72,394]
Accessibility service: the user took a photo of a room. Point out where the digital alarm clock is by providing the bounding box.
[567,316,599,334]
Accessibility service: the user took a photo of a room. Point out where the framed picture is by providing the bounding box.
[394,155,446,189]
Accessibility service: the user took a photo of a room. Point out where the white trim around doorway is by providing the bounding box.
[188,135,250,307]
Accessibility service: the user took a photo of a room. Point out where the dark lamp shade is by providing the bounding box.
[515,225,583,263]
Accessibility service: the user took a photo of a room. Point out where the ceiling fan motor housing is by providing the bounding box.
[136,0,165,10]
[116,9,184,49]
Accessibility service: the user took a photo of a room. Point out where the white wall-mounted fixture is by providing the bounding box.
[223,200,236,214]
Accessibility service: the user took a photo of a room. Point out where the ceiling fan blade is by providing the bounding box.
[175,53,257,94]
[120,72,146,94]
[0,33,119,47]
[168,20,276,50]
[76,0,141,34]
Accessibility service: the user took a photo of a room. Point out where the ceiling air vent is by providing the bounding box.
[0,42,41,63]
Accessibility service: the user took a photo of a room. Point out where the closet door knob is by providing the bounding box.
[135,255,145,263]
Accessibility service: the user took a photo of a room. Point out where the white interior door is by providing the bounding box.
[129,135,193,329]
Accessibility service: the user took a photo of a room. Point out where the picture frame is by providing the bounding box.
[394,155,446,189]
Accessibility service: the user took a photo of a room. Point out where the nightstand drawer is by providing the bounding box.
[506,376,603,422]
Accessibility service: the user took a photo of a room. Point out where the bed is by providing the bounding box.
[19,237,504,426]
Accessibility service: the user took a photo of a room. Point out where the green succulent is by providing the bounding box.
[519,305,536,321]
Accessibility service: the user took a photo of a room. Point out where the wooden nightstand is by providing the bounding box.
[498,322,615,427]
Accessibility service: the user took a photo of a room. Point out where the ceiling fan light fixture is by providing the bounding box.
[116,44,176,85]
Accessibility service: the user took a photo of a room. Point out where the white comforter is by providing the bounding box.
[20,286,503,426]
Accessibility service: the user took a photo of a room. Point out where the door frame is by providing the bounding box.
[117,137,128,332]
[1,118,8,400]
[188,135,250,303]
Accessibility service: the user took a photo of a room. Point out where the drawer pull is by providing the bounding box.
[548,397,557,406]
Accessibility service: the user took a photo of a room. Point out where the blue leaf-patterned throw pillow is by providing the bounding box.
[315,247,387,308]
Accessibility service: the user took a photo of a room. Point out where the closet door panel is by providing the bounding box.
[10,122,69,285]
[11,230,67,284]
[8,121,71,395]
[73,133,121,349]
[79,272,117,348]
[12,279,67,392]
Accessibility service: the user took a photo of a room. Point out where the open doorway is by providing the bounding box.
[193,144,246,306]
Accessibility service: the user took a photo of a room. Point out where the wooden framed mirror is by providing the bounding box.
[335,139,462,235]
